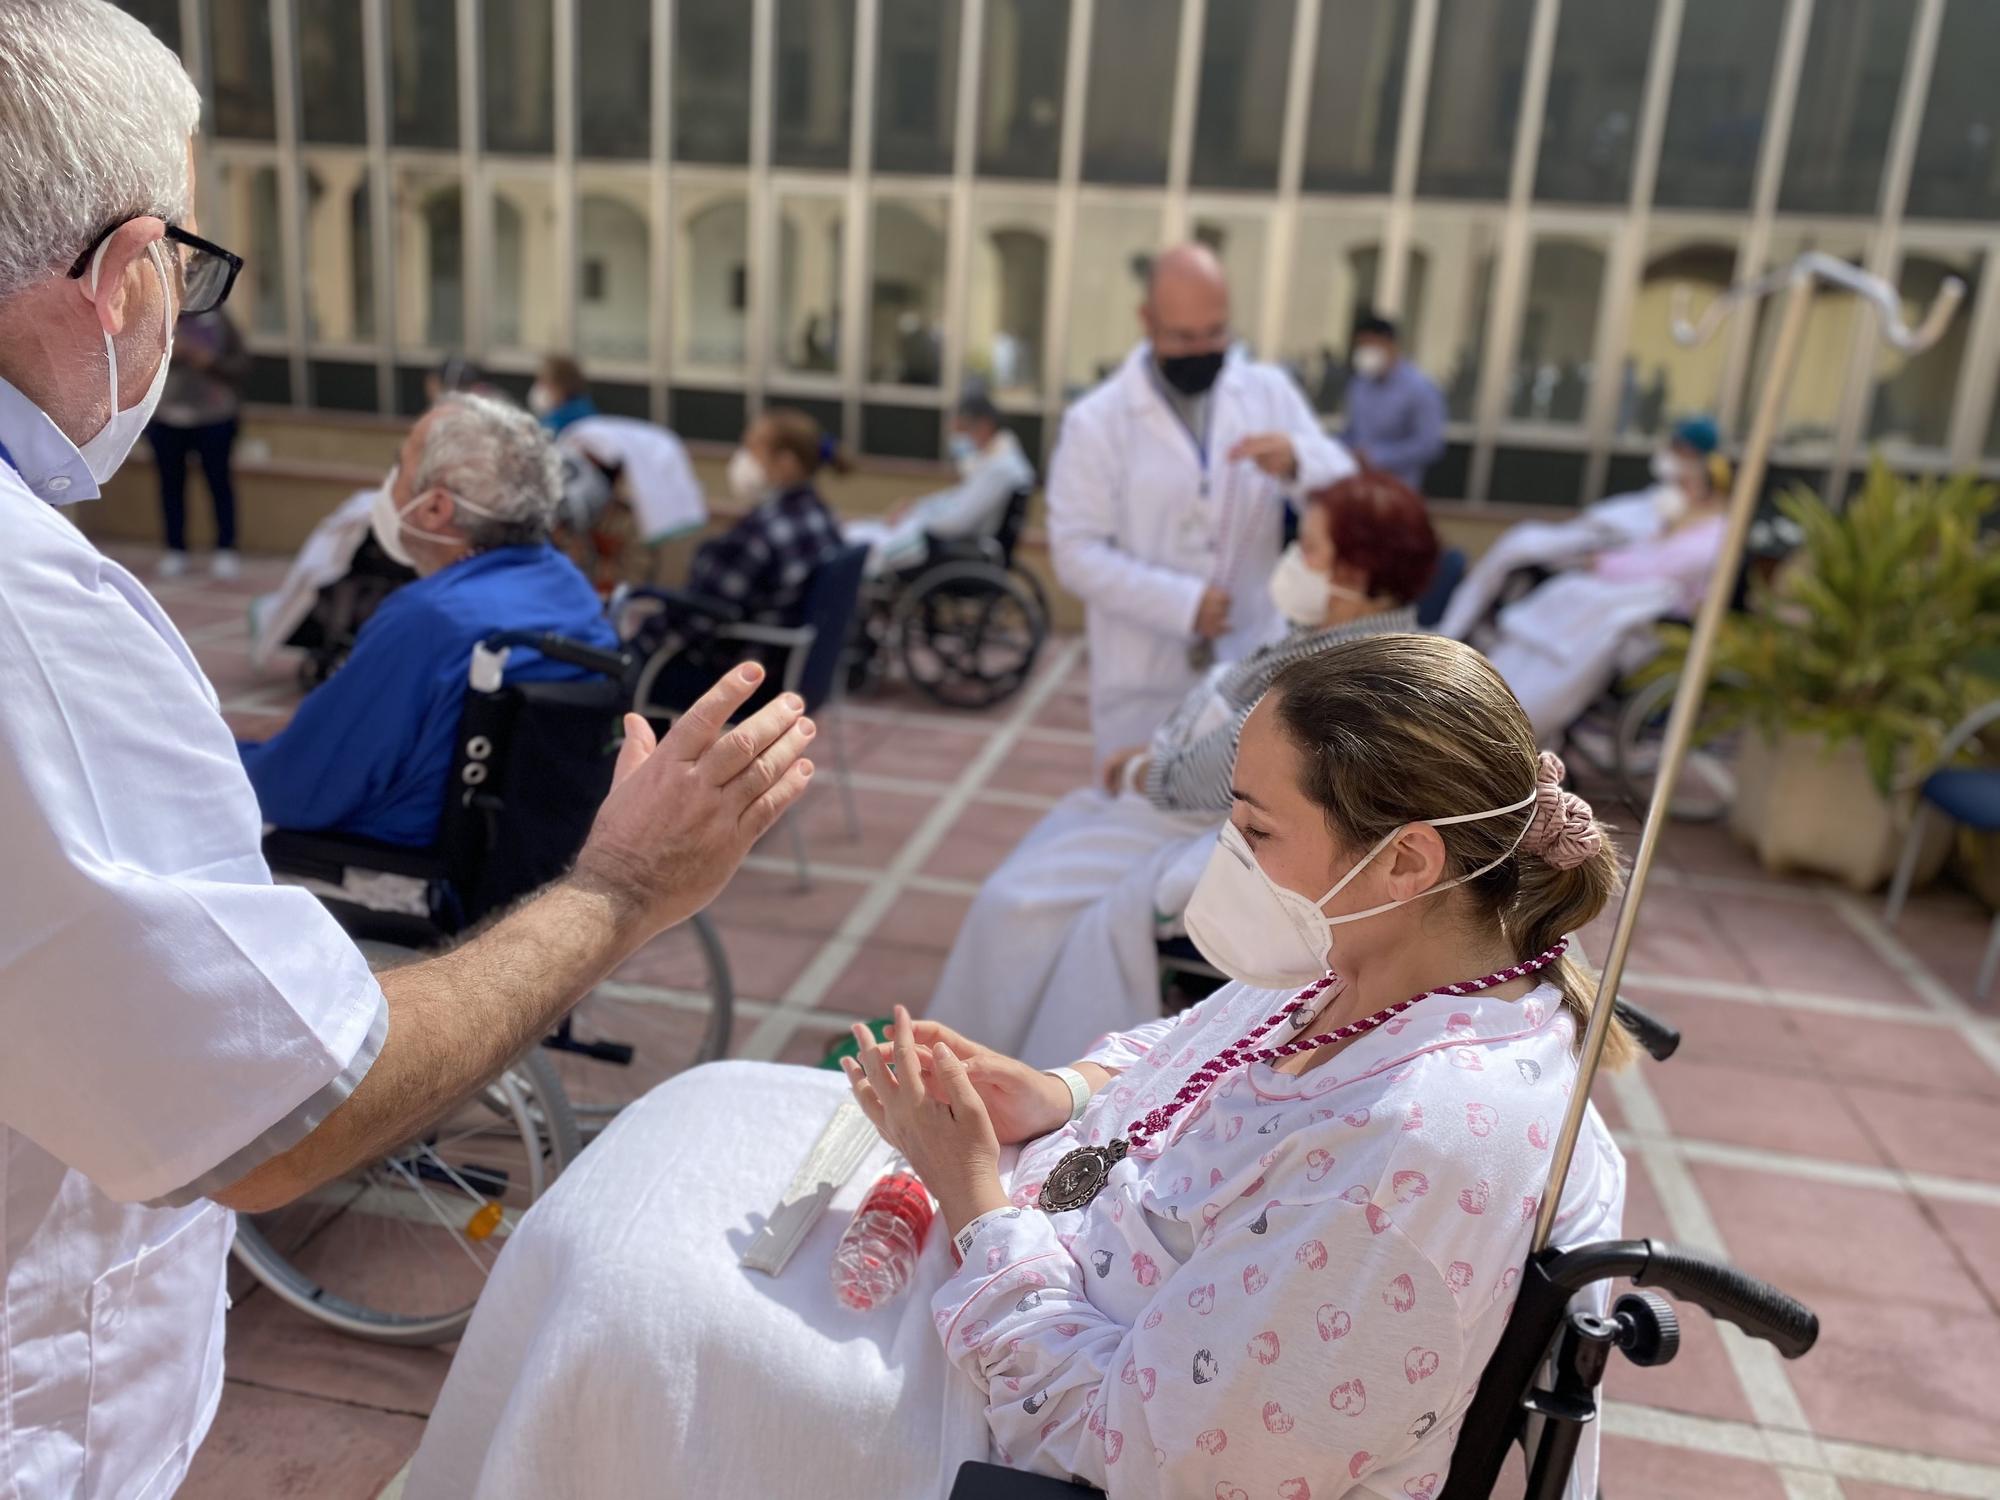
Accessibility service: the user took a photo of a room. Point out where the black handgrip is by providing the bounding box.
[1631,1239,1819,1359]
[1614,998,1682,1062]
[482,631,634,681]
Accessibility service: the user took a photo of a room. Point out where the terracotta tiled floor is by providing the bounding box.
[103,544,2000,1499]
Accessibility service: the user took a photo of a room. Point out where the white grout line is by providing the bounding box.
[1611,1127,2000,1210]
[737,852,983,899]
[1621,969,1975,1030]
[1602,1064,1837,1494]
[831,768,1062,811]
[1600,1402,2000,1498]
[1831,894,2000,1082]
[739,641,1086,1061]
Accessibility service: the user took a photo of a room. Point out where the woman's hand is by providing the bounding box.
[854,1008,1077,1145]
[842,1010,1008,1233]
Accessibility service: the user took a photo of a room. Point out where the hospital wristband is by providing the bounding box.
[1044,1066,1092,1125]
[951,1207,1024,1266]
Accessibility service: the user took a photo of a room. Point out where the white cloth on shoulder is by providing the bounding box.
[247,487,379,666]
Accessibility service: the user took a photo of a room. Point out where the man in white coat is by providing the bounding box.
[1047,243,1356,762]
[0,6,813,1494]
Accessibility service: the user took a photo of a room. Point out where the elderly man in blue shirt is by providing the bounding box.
[239,393,619,845]
[1342,314,1447,492]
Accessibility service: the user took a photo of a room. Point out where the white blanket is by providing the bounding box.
[1435,491,1665,643]
[924,790,1212,1063]
[1484,571,1682,743]
[404,1064,991,1500]
[246,488,379,666]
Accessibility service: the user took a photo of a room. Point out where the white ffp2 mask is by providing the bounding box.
[727,447,772,505]
[370,463,505,569]
[77,240,174,485]
[1268,542,1368,628]
[1183,788,1539,990]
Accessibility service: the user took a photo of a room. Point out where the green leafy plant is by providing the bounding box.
[1644,460,2000,792]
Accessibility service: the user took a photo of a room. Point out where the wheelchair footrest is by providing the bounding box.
[543,1032,637,1066]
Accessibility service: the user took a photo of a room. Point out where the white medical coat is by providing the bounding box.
[559,415,708,543]
[0,377,388,1499]
[1047,345,1356,762]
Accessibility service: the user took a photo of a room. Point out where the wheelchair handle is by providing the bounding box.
[481,631,634,682]
[1612,998,1681,1062]
[1547,1237,1819,1359]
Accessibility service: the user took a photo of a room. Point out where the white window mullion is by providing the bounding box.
[1261,0,1319,365]
[1377,0,1438,319]
[747,0,776,413]
[271,0,309,404]
[939,0,987,436]
[457,0,486,357]
[1044,0,1096,435]
[652,0,675,422]
[1830,0,1943,494]
[842,0,882,448]
[362,0,395,409]
[1161,0,1205,242]
[553,0,580,354]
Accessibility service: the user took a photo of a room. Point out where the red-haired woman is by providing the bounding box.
[926,472,1441,1065]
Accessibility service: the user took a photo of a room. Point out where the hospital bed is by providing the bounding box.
[242,629,736,1343]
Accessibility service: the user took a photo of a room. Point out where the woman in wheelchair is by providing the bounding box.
[239,394,617,845]
[405,636,1628,1500]
[622,406,848,709]
[926,473,1439,1066]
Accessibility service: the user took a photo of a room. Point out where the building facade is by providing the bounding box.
[119,0,2000,506]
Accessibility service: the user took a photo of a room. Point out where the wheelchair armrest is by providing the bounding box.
[1612,997,1681,1062]
[624,585,746,625]
[1544,1237,1820,1359]
[481,630,634,682]
[715,620,814,651]
[925,532,1005,567]
[264,827,445,883]
[949,1463,1102,1499]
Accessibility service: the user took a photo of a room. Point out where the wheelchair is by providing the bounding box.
[850,487,1051,709]
[282,530,415,689]
[238,630,736,1344]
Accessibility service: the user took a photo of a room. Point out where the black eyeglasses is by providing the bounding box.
[67,221,245,318]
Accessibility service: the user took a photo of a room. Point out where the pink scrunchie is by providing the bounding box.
[1525,752,1603,871]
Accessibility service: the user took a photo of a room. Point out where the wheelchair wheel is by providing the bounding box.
[540,911,736,1136]
[229,1045,582,1346]
[896,563,1047,710]
[1612,671,1736,824]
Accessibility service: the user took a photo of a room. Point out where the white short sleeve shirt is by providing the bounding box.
[0,377,388,1499]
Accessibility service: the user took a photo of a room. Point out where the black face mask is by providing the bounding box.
[1157,349,1225,397]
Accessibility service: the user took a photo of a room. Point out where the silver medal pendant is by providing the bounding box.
[1040,1140,1129,1213]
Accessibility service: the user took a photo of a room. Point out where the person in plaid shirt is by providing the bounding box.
[633,408,848,706]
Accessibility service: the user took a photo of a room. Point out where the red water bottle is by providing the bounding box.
[830,1169,935,1310]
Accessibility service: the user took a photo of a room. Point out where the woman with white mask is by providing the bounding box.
[407,633,1627,1500]
[925,473,1440,1067]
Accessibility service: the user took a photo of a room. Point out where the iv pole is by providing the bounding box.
[1530,252,1965,1252]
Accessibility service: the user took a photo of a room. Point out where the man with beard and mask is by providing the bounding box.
[237,393,618,845]
[1046,243,1356,765]
[0,8,815,1496]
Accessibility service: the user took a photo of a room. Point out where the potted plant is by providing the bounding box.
[1647,462,2000,889]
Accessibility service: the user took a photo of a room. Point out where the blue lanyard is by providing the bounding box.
[0,437,16,476]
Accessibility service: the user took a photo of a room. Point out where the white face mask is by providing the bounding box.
[1184,787,1539,990]
[727,446,772,505]
[77,240,175,485]
[948,432,979,472]
[1652,481,1691,525]
[527,381,557,417]
[1268,541,1368,628]
[370,463,503,570]
[1649,451,1679,485]
[1352,344,1391,379]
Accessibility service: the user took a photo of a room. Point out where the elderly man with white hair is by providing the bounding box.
[0,5,815,1496]
[238,394,619,845]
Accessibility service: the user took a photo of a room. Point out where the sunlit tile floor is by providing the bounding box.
[95,544,2000,1500]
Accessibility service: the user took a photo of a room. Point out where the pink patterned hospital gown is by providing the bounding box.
[934,977,1626,1498]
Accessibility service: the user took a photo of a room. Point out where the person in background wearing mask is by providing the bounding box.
[843,391,1036,579]
[147,303,249,579]
[0,8,814,1496]
[1435,414,1727,643]
[528,352,597,434]
[926,473,1439,1066]
[404,635,1626,1500]
[625,408,849,708]
[1341,313,1446,492]
[237,393,618,845]
[1466,416,1733,742]
[1047,243,1357,767]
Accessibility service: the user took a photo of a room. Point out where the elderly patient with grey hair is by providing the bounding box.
[238,393,619,844]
